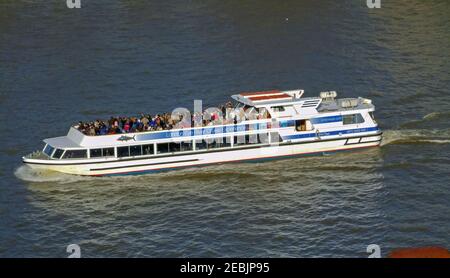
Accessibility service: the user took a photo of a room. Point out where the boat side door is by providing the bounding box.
[294,119,314,132]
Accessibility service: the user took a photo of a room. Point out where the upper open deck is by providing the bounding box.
[232,89,374,118]
[231,89,319,107]
[42,89,375,149]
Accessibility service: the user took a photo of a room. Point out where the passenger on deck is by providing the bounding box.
[123,121,130,133]
[76,100,255,136]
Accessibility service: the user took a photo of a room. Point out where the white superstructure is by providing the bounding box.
[22,89,382,176]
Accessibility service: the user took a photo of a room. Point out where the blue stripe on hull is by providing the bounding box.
[282,126,379,140]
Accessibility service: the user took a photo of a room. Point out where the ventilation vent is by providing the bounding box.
[301,99,321,108]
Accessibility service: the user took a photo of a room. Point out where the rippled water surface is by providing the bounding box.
[1,0,449,257]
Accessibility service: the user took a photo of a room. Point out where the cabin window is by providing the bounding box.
[130,145,142,156]
[295,119,313,131]
[208,137,232,149]
[90,148,102,158]
[53,149,64,159]
[156,141,193,153]
[117,146,143,157]
[343,114,365,125]
[166,141,193,152]
[180,141,193,151]
[165,141,194,152]
[270,132,282,143]
[63,149,87,159]
[117,146,130,158]
[233,135,246,146]
[248,134,259,144]
[220,137,232,148]
[103,148,115,157]
[207,140,220,149]
[197,138,231,150]
[142,144,154,155]
[258,133,270,144]
[91,148,115,158]
[157,143,169,154]
[196,140,208,150]
[271,106,285,112]
[234,134,260,145]
[169,142,181,152]
[369,112,375,120]
[43,144,55,157]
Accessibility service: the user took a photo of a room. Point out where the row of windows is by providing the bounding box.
[90,148,115,158]
[117,144,154,158]
[45,133,281,159]
[288,114,365,133]
[45,115,367,159]
[157,142,192,154]
[116,134,273,157]
[233,134,271,145]
[196,138,231,150]
[116,134,277,157]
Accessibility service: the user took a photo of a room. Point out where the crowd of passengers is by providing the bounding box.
[77,102,271,136]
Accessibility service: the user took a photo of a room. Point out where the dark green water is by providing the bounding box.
[0,0,449,257]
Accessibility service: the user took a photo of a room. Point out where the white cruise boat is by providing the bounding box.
[22,89,382,176]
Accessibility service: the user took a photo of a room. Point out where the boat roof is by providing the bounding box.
[231,89,318,108]
[317,98,375,112]
[44,135,81,149]
[232,89,375,112]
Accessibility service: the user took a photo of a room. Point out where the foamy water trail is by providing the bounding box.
[400,111,450,129]
[14,165,94,183]
[381,128,450,146]
[423,111,450,120]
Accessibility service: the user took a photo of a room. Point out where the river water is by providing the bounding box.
[0,0,449,257]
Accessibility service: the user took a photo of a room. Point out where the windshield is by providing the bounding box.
[43,144,55,157]
[53,149,65,159]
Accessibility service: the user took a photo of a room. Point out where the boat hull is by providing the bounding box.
[23,133,382,176]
